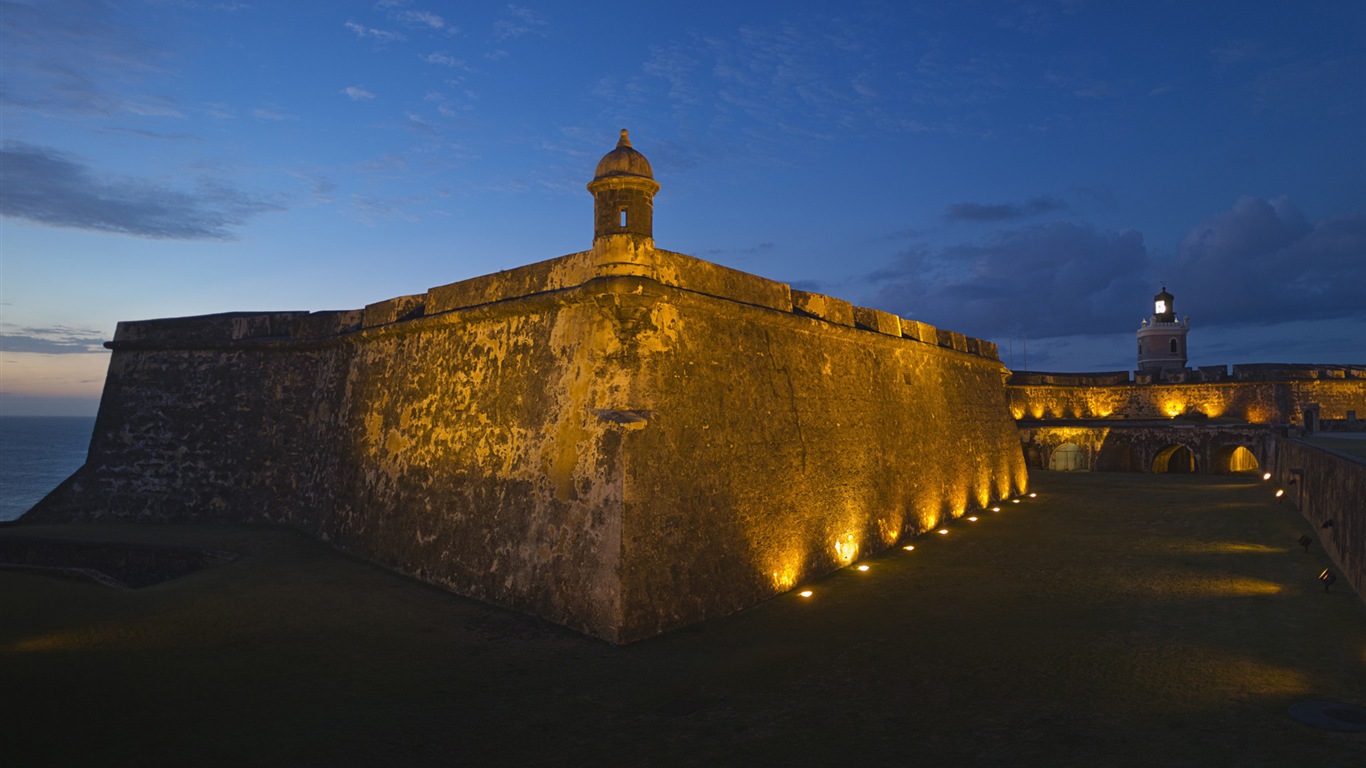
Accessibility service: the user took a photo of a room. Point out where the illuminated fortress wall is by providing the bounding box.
[1008,369,1366,424]
[29,249,1026,643]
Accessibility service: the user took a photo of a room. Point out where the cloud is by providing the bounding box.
[867,221,1151,339]
[344,20,405,43]
[394,9,448,31]
[343,86,376,101]
[0,143,283,240]
[0,325,107,354]
[422,52,464,68]
[0,0,169,117]
[1174,196,1366,325]
[495,5,549,39]
[251,107,298,121]
[945,197,1065,222]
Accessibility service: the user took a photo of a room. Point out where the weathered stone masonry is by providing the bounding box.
[29,133,1027,643]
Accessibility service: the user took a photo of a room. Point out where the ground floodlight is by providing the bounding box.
[937,528,949,535]
[1318,569,1337,592]
[1028,492,1037,498]
[902,545,915,551]
[799,590,813,598]
[991,506,1001,512]
[1297,535,1313,552]
[1275,489,1284,497]
[1262,472,1272,481]
[1322,519,1336,530]
[857,564,870,572]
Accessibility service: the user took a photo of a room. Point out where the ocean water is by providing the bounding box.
[0,416,96,522]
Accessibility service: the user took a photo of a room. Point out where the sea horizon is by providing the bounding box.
[0,416,96,522]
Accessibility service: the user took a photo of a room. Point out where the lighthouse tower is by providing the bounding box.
[1136,286,1189,374]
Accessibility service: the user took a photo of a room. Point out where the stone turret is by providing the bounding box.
[587,129,661,278]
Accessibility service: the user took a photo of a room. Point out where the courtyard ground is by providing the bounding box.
[1,472,1362,767]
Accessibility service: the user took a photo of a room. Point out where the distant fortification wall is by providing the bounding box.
[30,249,1026,642]
[1008,367,1366,424]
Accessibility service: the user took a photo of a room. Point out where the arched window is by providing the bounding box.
[1170,338,1178,354]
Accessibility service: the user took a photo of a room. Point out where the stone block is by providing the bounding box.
[653,250,792,312]
[852,306,902,337]
[293,310,363,340]
[901,319,936,344]
[791,289,855,326]
[427,252,593,314]
[362,294,425,328]
[231,312,306,340]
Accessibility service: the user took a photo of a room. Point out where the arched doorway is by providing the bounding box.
[1213,445,1259,473]
[1152,444,1196,473]
[1096,441,1135,471]
[1049,443,1087,471]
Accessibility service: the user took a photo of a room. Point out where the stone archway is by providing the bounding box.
[1152,444,1196,473]
[1212,445,1259,473]
[1049,442,1087,471]
[1096,441,1135,471]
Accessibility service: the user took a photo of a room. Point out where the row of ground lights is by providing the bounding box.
[797,492,1039,599]
[1263,471,1339,592]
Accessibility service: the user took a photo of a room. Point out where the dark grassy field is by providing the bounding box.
[2,473,1362,767]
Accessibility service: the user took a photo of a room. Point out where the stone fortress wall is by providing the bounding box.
[1007,367,1366,475]
[31,245,1027,643]
[1008,366,1366,424]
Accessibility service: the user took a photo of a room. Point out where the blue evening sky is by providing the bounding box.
[2,0,1364,415]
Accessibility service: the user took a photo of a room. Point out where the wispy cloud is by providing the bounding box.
[945,197,1065,222]
[251,107,298,121]
[342,86,376,101]
[0,0,170,117]
[394,9,448,32]
[867,222,1151,339]
[495,4,549,39]
[0,325,107,354]
[422,52,464,68]
[0,143,283,240]
[344,20,405,44]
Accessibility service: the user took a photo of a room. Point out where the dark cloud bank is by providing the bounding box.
[869,195,1366,344]
[0,143,280,240]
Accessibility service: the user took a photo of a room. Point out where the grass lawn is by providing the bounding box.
[2,473,1363,767]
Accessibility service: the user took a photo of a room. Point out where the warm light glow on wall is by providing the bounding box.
[1163,400,1186,417]
[834,533,859,564]
[770,566,799,591]
[876,513,904,546]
